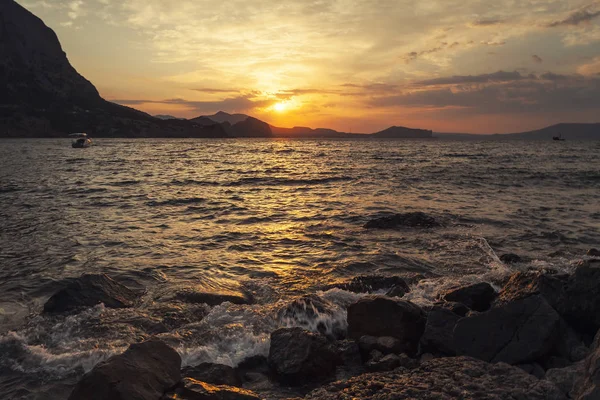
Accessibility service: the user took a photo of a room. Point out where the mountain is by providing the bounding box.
[154,115,184,120]
[271,126,358,138]
[230,117,272,137]
[202,111,250,125]
[372,126,433,138]
[500,123,600,140]
[0,0,227,138]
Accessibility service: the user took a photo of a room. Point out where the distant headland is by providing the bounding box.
[0,0,598,140]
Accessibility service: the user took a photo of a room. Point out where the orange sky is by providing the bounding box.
[18,0,600,133]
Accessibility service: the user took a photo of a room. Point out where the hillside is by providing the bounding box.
[0,0,227,138]
[372,126,433,139]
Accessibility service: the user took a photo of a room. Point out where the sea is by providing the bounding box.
[0,138,599,399]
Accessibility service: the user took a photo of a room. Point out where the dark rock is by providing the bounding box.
[305,356,567,400]
[277,295,344,338]
[175,287,253,306]
[454,295,561,364]
[587,249,600,257]
[358,336,403,357]
[442,282,497,312]
[366,353,418,372]
[267,327,338,385]
[436,301,470,317]
[364,212,441,229]
[420,306,460,355]
[517,363,545,379]
[500,253,523,264]
[347,296,426,356]
[326,276,410,296]
[334,340,362,367]
[162,378,260,400]
[183,363,242,387]
[44,274,139,314]
[69,340,181,400]
[546,362,583,397]
[543,357,571,370]
[573,331,600,400]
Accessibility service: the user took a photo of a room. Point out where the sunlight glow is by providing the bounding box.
[273,102,288,113]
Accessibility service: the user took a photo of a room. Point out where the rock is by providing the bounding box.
[497,271,566,305]
[174,287,253,307]
[277,295,344,338]
[358,336,403,357]
[162,378,260,400]
[364,212,441,229]
[420,306,460,355]
[573,331,600,400]
[334,340,362,367]
[454,295,561,365]
[442,282,497,312]
[500,253,523,264]
[517,363,545,379]
[69,340,181,400]
[587,249,600,257]
[44,274,139,314]
[366,353,418,372]
[326,276,410,296]
[183,363,242,387]
[305,356,567,400]
[546,362,583,397]
[347,296,426,356]
[436,301,470,317]
[267,327,338,385]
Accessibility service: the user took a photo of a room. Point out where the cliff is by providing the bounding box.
[0,0,228,138]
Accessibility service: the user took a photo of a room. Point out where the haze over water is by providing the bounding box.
[0,137,599,399]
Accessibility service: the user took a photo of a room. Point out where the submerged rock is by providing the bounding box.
[182,363,242,387]
[174,287,253,306]
[162,378,260,400]
[442,282,497,312]
[305,356,566,400]
[326,275,410,296]
[454,295,561,365]
[44,274,139,314]
[277,295,345,338]
[364,212,441,229]
[500,253,523,264]
[587,249,600,257]
[267,327,338,385]
[69,340,181,400]
[347,296,426,356]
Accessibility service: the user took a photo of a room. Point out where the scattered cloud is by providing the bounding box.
[547,3,600,27]
[471,18,503,26]
[532,55,543,63]
[416,71,524,86]
[112,95,275,115]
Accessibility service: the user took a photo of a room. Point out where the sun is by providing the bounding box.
[273,102,288,113]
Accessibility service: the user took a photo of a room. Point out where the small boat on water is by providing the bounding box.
[70,133,92,148]
[552,134,565,141]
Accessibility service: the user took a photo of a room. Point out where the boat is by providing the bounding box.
[70,133,92,148]
[552,134,565,141]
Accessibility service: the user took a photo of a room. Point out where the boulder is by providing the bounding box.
[454,295,561,365]
[182,363,242,387]
[305,356,567,400]
[516,363,545,379]
[277,295,344,338]
[435,301,470,317]
[365,353,417,372]
[573,331,600,400]
[162,378,260,400]
[347,296,426,356]
[364,212,441,229]
[546,362,583,397]
[267,327,338,385]
[69,340,181,400]
[420,306,460,355]
[44,274,139,314]
[325,276,410,296]
[500,253,523,264]
[358,336,403,357]
[442,282,497,312]
[174,287,253,306]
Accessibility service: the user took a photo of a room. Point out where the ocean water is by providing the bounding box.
[0,138,599,399]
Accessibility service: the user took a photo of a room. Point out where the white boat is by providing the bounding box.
[70,133,92,148]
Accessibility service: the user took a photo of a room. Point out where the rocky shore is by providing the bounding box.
[38,241,600,399]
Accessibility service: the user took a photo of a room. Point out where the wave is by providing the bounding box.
[147,197,206,207]
[226,176,353,187]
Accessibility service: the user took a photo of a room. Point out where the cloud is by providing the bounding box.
[578,56,600,75]
[471,18,503,26]
[532,55,543,63]
[191,88,242,94]
[112,95,275,115]
[416,71,524,86]
[547,3,600,27]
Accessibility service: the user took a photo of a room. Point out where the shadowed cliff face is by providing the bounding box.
[0,0,228,138]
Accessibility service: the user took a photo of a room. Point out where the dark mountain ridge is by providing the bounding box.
[436,123,600,140]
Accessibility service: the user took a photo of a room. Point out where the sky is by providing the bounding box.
[17,0,600,133]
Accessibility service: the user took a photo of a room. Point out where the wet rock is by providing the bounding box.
[44,274,139,314]
[326,276,410,296]
[364,212,441,229]
[454,295,561,365]
[305,356,567,400]
[174,288,253,306]
[500,253,523,264]
[546,362,583,397]
[277,295,345,339]
[183,363,242,387]
[69,340,181,400]
[436,301,470,317]
[573,331,600,400]
[497,271,566,305]
[442,282,497,312]
[358,336,404,357]
[587,249,600,257]
[334,340,362,367]
[420,306,460,355]
[517,363,545,379]
[366,353,418,372]
[347,296,426,356]
[162,378,260,400]
[267,327,338,385]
